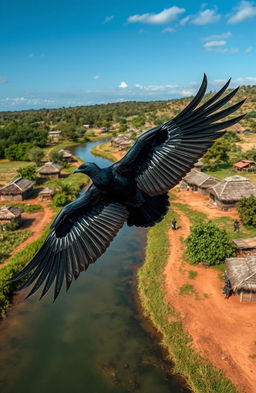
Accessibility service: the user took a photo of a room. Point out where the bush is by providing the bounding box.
[18,165,37,180]
[237,196,256,225]
[52,192,70,207]
[185,221,235,266]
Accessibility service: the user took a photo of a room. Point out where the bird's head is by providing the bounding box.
[73,162,100,177]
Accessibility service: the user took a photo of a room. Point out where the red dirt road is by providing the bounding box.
[165,191,256,393]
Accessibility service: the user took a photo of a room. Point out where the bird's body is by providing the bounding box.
[10,74,246,301]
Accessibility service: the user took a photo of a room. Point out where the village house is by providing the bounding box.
[0,177,35,201]
[193,160,204,171]
[225,256,256,302]
[37,162,62,179]
[232,237,256,255]
[208,175,256,210]
[111,135,133,151]
[0,205,23,227]
[183,169,220,194]
[48,130,62,142]
[233,160,256,172]
[39,187,55,201]
[58,149,73,162]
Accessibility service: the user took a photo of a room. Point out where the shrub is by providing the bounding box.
[18,165,37,180]
[237,196,256,226]
[52,192,70,207]
[185,221,235,266]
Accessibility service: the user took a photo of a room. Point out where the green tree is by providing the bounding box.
[4,143,35,161]
[52,193,70,207]
[17,166,36,180]
[185,221,235,266]
[237,196,256,226]
[49,150,64,163]
[202,138,231,170]
[28,147,44,166]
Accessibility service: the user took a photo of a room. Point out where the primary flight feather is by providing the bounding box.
[10,74,245,301]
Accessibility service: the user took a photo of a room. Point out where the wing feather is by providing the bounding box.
[10,186,128,300]
[114,75,245,196]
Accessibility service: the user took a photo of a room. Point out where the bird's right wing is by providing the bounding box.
[10,185,128,301]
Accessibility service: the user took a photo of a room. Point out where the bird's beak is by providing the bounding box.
[73,168,81,174]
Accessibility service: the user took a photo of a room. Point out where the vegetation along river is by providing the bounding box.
[0,141,191,393]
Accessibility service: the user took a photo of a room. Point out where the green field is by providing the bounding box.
[0,160,32,183]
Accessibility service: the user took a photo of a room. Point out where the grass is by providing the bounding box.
[0,226,50,318]
[0,202,42,213]
[0,230,32,264]
[179,283,197,296]
[137,211,238,393]
[0,160,32,183]
[204,166,256,185]
[90,143,118,162]
[188,270,198,280]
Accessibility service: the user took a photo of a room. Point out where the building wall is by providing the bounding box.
[237,290,256,302]
[0,194,23,201]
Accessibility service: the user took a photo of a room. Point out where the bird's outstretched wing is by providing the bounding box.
[113,74,245,196]
[10,185,128,301]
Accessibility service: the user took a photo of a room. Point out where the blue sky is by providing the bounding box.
[0,0,256,111]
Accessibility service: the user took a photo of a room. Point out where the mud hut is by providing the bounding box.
[209,175,256,210]
[233,160,256,173]
[193,160,204,171]
[39,187,55,201]
[37,162,62,179]
[58,149,73,162]
[48,130,62,141]
[0,205,22,226]
[225,256,256,302]
[0,177,35,201]
[183,169,220,194]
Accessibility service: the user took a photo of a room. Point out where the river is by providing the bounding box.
[0,140,191,393]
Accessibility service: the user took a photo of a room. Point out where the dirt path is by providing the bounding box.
[1,199,55,267]
[164,200,256,393]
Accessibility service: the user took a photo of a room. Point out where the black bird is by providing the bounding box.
[10,75,245,301]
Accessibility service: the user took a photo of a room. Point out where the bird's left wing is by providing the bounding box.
[113,75,245,196]
[10,185,128,301]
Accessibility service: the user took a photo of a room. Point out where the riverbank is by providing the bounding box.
[91,141,244,393]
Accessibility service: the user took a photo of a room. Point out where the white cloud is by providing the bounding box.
[235,76,256,84]
[204,40,226,49]
[202,32,232,41]
[245,46,253,53]
[0,96,55,107]
[228,1,256,23]
[179,15,191,25]
[104,15,114,24]
[127,6,185,25]
[119,81,128,89]
[162,27,175,33]
[191,9,221,25]
[93,75,100,80]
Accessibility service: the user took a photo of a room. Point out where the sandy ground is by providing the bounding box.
[165,190,256,393]
[2,199,55,267]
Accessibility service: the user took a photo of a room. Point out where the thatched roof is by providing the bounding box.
[0,205,22,220]
[38,162,62,174]
[226,256,256,292]
[194,160,204,169]
[58,149,72,159]
[183,169,220,189]
[39,187,55,195]
[209,175,256,202]
[233,237,256,250]
[0,177,35,195]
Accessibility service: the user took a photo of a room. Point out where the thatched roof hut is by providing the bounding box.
[225,256,256,302]
[39,187,55,201]
[233,160,256,172]
[193,160,204,171]
[0,205,23,222]
[233,237,256,252]
[183,169,220,193]
[209,175,256,210]
[58,149,73,162]
[37,162,62,178]
[0,177,35,201]
[111,135,133,150]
